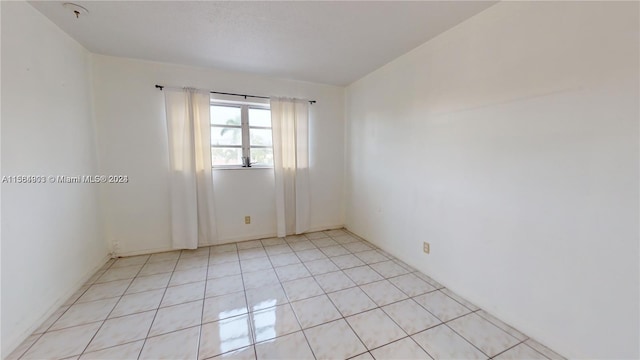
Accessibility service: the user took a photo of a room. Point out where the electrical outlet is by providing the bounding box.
[245,216,251,224]
[423,242,430,254]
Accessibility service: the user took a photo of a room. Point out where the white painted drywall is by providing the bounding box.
[1,2,109,356]
[91,55,345,255]
[345,2,638,359]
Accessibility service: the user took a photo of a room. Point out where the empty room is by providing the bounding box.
[1,1,638,359]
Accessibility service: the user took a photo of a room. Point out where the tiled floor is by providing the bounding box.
[9,229,565,360]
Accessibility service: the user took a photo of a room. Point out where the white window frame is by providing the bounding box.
[210,98,272,169]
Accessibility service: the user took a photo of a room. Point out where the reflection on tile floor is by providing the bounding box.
[9,229,565,360]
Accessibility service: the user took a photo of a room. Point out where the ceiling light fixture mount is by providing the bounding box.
[62,3,89,19]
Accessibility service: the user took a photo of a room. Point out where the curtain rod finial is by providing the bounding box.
[155,85,164,90]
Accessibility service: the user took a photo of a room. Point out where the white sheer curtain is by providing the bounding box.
[271,98,310,237]
[164,88,217,249]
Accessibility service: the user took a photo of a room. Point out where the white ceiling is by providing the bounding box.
[30,1,496,86]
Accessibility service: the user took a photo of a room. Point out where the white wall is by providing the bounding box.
[345,2,638,359]
[91,55,345,255]
[1,2,109,356]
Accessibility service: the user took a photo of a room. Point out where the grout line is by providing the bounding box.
[262,238,319,360]
[78,255,152,358]
[195,246,212,360]
[236,244,258,359]
[137,249,183,359]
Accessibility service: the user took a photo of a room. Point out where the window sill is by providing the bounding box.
[212,166,273,171]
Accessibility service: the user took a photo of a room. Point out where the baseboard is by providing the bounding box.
[3,253,112,359]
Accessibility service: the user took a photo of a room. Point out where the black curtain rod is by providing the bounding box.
[155,85,316,104]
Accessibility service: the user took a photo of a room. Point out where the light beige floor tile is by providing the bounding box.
[346,308,406,350]
[255,331,314,360]
[382,299,441,335]
[330,254,365,270]
[314,271,356,293]
[181,247,211,258]
[413,272,445,289]
[274,263,311,282]
[86,311,155,352]
[204,291,248,323]
[291,295,341,329]
[525,339,566,360]
[370,337,431,360]
[447,314,520,357]
[343,242,373,253]
[110,289,164,317]
[111,255,150,269]
[261,237,287,247]
[310,238,339,248]
[476,310,528,341]
[148,251,181,263]
[304,319,366,360]
[211,244,238,254]
[320,245,350,257]
[264,244,293,256]
[161,281,205,307]
[412,324,487,360]
[238,248,267,260]
[206,275,244,297]
[251,303,301,342]
[175,256,209,271]
[331,235,360,244]
[343,266,384,285]
[138,260,177,276]
[80,340,144,360]
[441,288,480,311]
[5,334,40,360]
[304,231,328,240]
[349,352,374,360]
[22,322,102,360]
[34,306,69,334]
[289,241,317,251]
[240,257,273,272]
[210,252,240,265]
[208,262,241,279]
[282,277,325,301]
[246,284,288,312]
[64,285,90,306]
[494,343,549,360]
[51,298,119,330]
[212,345,256,360]
[150,300,203,336]
[303,258,339,275]
[126,273,171,294]
[325,229,347,237]
[268,253,300,267]
[414,290,471,322]
[140,326,200,360]
[296,249,327,262]
[169,266,207,287]
[354,250,389,265]
[96,265,143,283]
[360,280,408,306]
[237,240,263,250]
[327,287,377,317]
[388,273,436,297]
[243,269,280,290]
[370,260,410,278]
[199,315,253,359]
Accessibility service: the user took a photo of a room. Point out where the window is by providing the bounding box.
[210,100,273,167]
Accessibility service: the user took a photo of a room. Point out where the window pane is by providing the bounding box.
[251,148,274,166]
[211,126,242,146]
[249,108,271,127]
[250,128,272,146]
[212,147,242,166]
[211,105,241,126]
